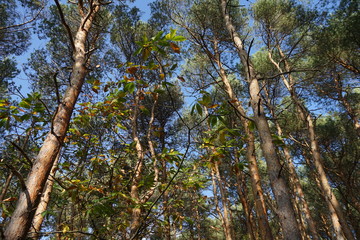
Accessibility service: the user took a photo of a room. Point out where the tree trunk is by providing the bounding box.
[268,46,355,240]
[233,152,257,240]
[212,40,273,240]
[214,160,235,240]
[277,132,318,240]
[219,1,301,239]
[263,85,319,240]
[130,89,145,238]
[210,163,233,240]
[4,3,100,239]
[204,106,234,240]
[29,153,60,239]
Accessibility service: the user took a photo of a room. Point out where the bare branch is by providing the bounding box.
[10,141,33,167]
[54,0,75,50]
[5,164,27,191]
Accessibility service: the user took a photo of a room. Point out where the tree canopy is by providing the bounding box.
[0,0,359,239]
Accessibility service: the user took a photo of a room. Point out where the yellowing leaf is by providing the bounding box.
[62,225,70,234]
[208,104,219,109]
[0,100,10,107]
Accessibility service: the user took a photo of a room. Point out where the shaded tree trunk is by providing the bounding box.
[210,162,234,240]
[233,151,257,240]
[4,2,101,239]
[263,85,319,240]
[214,160,235,240]
[219,1,301,239]
[204,106,234,240]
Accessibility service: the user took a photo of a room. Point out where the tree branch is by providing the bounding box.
[0,5,44,31]
[54,0,75,50]
[10,141,33,167]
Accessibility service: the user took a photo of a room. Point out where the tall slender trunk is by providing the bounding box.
[160,130,171,239]
[219,1,301,239]
[130,89,145,238]
[210,163,233,240]
[212,40,273,240]
[205,107,234,240]
[193,191,202,240]
[263,86,319,240]
[233,151,257,240]
[29,153,61,238]
[214,160,235,240]
[268,46,355,240]
[4,2,100,239]
[276,125,318,240]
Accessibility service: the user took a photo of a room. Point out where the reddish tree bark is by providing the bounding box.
[4,1,101,239]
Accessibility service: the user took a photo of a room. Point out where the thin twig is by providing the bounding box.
[54,0,75,50]
[10,141,33,167]
[0,5,44,31]
[5,164,27,191]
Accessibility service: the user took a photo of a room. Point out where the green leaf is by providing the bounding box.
[134,47,142,56]
[191,104,196,115]
[165,29,176,40]
[142,47,151,60]
[209,115,218,128]
[170,63,178,70]
[170,29,177,39]
[154,88,165,94]
[162,81,175,87]
[124,82,135,93]
[19,99,31,109]
[172,35,186,41]
[272,134,285,146]
[195,103,203,116]
[20,114,31,121]
[199,94,212,107]
[152,31,164,41]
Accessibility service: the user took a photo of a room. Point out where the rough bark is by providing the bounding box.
[278,132,318,240]
[4,2,100,239]
[219,1,301,239]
